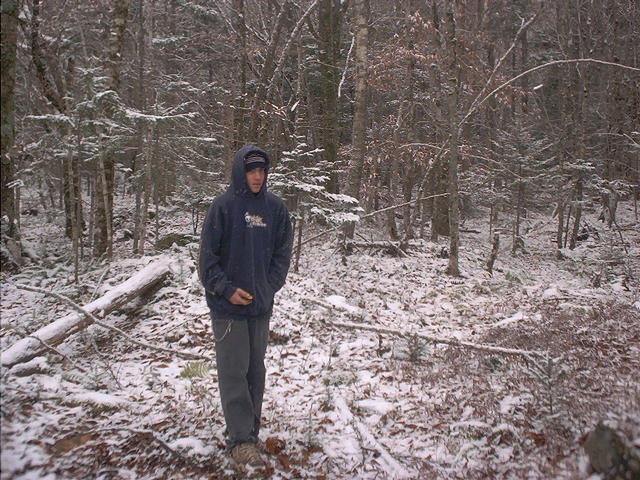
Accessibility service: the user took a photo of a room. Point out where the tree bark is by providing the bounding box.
[1,0,20,240]
[487,233,500,275]
[569,178,583,250]
[345,0,369,238]
[318,0,343,193]
[95,0,129,258]
[138,124,154,255]
[230,0,248,157]
[66,148,79,282]
[247,1,289,142]
[95,139,113,258]
[445,0,460,276]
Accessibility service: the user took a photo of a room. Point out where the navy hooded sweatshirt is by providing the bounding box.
[199,145,293,320]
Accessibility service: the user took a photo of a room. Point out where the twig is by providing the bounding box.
[464,8,542,130]
[295,193,449,251]
[91,426,185,461]
[459,58,640,131]
[87,332,123,389]
[14,283,214,362]
[265,0,320,100]
[338,33,355,98]
[90,265,111,302]
[307,298,543,361]
[610,217,629,255]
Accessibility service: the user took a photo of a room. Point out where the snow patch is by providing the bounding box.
[68,392,130,409]
[185,303,210,316]
[325,295,362,315]
[499,395,521,415]
[495,311,524,327]
[168,437,215,456]
[356,398,396,416]
[542,285,561,299]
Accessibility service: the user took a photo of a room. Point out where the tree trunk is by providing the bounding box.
[569,178,583,250]
[95,139,114,258]
[138,124,154,255]
[133,0,152,254]
[95,0,129,258]
[386,159,399,241]
[431,156,449,240]
[66,149,79,282]
[444,0,460,276]
[345,0,369,238]
[1,0,20,240]
[487,233,499,275]
[247,1,289,142]
[318,0,342,193]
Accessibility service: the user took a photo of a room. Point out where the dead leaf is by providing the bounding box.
[49,432,96,455]
[264,436,285,454]
[277,453,291,471]
[527,431,546,446]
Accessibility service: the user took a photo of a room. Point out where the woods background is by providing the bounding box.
[1,0,639,271]
[1,2,640,478]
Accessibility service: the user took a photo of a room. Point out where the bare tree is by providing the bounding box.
[345,0,369,238]
[1,0,21,240]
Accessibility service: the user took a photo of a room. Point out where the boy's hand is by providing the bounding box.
[229,288,253,305]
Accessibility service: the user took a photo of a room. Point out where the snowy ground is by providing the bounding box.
[1,196,639,479]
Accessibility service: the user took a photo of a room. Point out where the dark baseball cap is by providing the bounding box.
[245,154,266,171]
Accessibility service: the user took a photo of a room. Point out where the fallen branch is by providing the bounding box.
[333,394,410,479]
[308,298,543,361]
[345,241,408,257]
[2,259,210,367]
[328,318,541,361]
[12,283,214,363]
[92,426,185,461]
[295,193,449,251]
[8,326,87,374]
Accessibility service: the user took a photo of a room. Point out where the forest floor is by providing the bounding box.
[1,194,639,480]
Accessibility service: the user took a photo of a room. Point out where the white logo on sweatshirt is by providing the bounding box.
[244,212,267,228]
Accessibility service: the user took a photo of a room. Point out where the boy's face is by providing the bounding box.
[246,167,266,194]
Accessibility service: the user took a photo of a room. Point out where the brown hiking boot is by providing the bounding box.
[231,442,265,468]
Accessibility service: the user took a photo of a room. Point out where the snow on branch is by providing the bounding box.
[307,298,544,362]
[333,394,411,479]
[1,259,212,367]
[123,109,198,125]
[7,282,214,365]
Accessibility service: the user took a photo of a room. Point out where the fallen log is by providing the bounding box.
[2,258,172,367]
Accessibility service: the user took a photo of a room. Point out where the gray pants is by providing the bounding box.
[212,315,270,448]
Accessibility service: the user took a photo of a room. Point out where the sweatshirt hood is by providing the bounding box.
[231,145,271,197]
